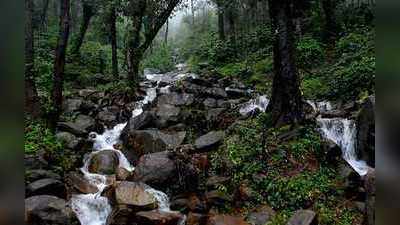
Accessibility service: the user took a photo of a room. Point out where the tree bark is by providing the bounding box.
[322,0,338,41]
[71,2,94,56]
[224,2,236,47]
[110,6,119,78]
[50,0,70,128]
[164,19,169,44]
[268,0,303,127]
[25,0,41,118]
[40,0,50,29]
[216,0,225,41]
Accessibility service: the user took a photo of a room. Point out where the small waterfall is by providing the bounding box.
[311,101,370,176]
[239,95,270,116]
[71,69,194,225]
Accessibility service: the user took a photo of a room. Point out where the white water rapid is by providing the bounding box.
[70,69,195,225]
[239,95,270,116]
[311,101,370,176]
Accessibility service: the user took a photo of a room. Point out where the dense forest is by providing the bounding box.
[25,0,375,225]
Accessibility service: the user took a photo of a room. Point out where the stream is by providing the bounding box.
[70,65,194,225]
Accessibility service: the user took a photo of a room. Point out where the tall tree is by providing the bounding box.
[321,0,339,41]
[223,1,237,47]
[40,0,50,29]
[267,0,303,126]
[50,0,71,128]
[25,0,41,118]
[109,4,119,78]
[126,0,181,86]
[215,0,225,41]
[71,0,95,56]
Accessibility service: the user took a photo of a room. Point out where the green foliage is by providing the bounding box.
[297,36,325,69]
[25,121,62,154]
[262,168,336,210]
[302,77,330,100]
[217,62,248,78]
[142,43,175,72]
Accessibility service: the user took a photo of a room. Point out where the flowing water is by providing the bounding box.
[70,69,195,225]
[239,95,270,116]
[310,101,370,176]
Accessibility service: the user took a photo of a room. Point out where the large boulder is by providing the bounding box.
[122,130,186,158]
[195,131,225,151]
[225,88,250,99]
[97,110,118,128]
[63,99,83,114]
[56,132,80,150]
[287,210,317,225]
[157,92,195,106]
[66,172,98,194]
[88,150,120,175]
[26,178,66,198]
[57,115,95,136]
[155,104,181,127]
[203,98,218,108]
[206,215,249,225]
[356,95,375,167]
[135,210,184,225]
[122,111,154,133]
[133,152,176,186]
[25,195,78,225]
[115,182,157,210]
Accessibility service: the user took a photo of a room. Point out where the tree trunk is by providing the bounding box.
[191,0,195,26]
[71,2,93,56]
[216,0,225,41]
[164,19,169,44]
[224,2,236,47]
[268,0,303,127]
[25,0,41,118]
[40,0,50,29]
[110,6,119,78]
[50,0,70,128]
[322,0,338,41]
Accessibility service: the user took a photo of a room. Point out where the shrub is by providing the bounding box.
[302,77,330,100]
[25,121,62,155]
[297,36,325,69]
[142,43,175,73]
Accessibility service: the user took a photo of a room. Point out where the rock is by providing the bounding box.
[247,205,276,225]
[25,195,78,225]
[187,212,208,225]
[287,210,317,225]
[356,95,375,167]
[123,111,153,132]
[195,131,225,151]
[135,210,184,225]
[157,92,195,106]
[322,139,342,165]
[187,194,208,213]
[56,132,80,149]
[25,170,61,183]
[320,109,347,118]
[217,100,232,109]
[206,176,230,188]
[66,172,98,194]
[78,89,97,98]
[88,150,120,175]
[206,108,225,121]
[134,152,176,186]
[57,115,95,136]
[364,169,375,225]
[122,130,186,158]
[155,104,181,127]
[97,110,117,127]
[182,81,227,99]
[206,215,249,225]
[204,98,218,108]
[117,167,132,181]
[26,178,66,198]
[115,182,157,209]
[205,191,233,208]
[225,88,249,98]
[207,87,228,99]
[63,99,83,114]
[144,68,161,75]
